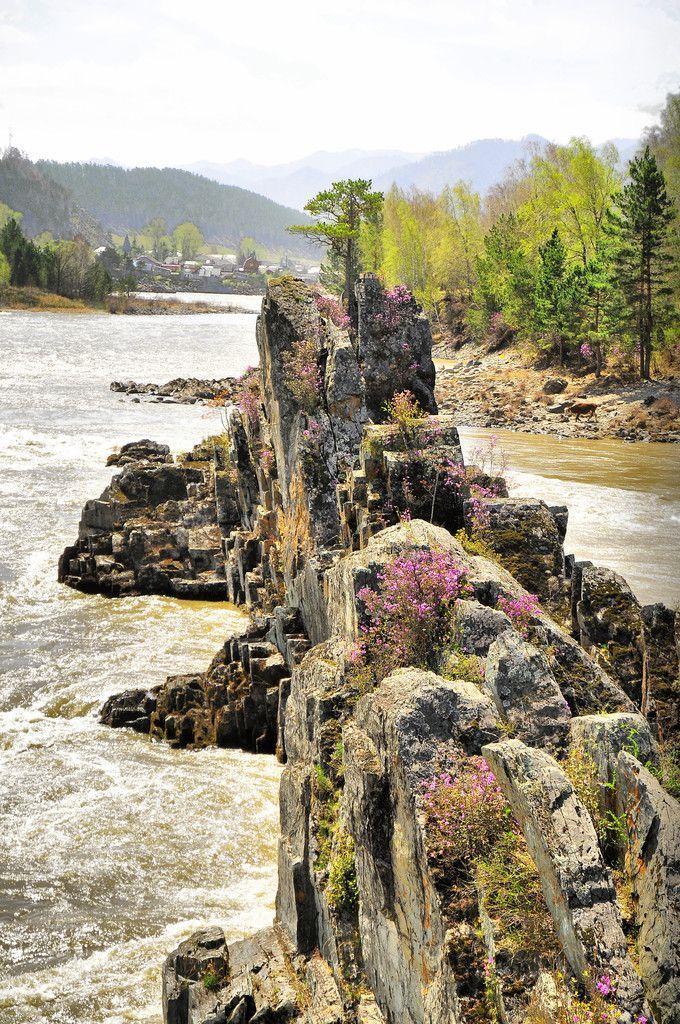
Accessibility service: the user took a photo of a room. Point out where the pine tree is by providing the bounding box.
[533,228,585,365]
[288,179,383,328]
[607,147,676,379]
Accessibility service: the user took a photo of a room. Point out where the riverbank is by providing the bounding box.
[435,343,680,442]
[0,287,256,315]
[108,294,256,315]
[0,285,95,312]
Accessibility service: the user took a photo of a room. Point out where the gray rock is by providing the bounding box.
[577,565,645,704]
[451,599,513,656]
[482,739,646,1020]
[485,632,572,752]
[162,927,229,1024]
[616,753,680,1024]
[570,713,657,783]
[543,377,568,395]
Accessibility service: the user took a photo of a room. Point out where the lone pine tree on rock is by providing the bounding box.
[288,178,383,329]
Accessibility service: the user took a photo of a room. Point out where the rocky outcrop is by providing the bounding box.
[484,632,572,752]
[59,437,237,598]
[576,565,646,704]
[615,754,680,1024]
[356,274,437,420]
[65,275,679,1024]
[483,739,647,1022]
[479,498,566,602]
[111,377,238,405]
[642,603,680,741]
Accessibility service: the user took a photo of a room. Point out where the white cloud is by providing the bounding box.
[0,0,677,165]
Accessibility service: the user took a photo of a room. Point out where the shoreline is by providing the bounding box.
[434,344,680,443]
[0,287,256,316]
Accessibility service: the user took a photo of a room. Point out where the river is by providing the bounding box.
[0,302,677,1024]
[0,298,281,1024]
[458,428,680,608]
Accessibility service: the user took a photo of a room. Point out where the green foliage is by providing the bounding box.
[649,741,680,798]
[383,389,427,443]
[325,831,359,914]
[289,179,383,326]
[202,970,221,992]
[476,830,559,958]
[172,221,204,261]
[606,146,676,378]
[0,251,10,287]
[441,643,485,684]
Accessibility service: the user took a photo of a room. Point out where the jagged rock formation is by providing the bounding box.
[70,276,680,1024]
[111,377,239,405]
[58,438,238,598]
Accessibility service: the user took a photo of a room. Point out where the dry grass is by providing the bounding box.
[107,295,246,315]
[0,286,94,312]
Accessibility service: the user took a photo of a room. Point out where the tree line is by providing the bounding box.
[0,208,112,302]
[294,93,679,380]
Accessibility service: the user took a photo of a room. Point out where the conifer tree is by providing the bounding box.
[607,147,675,379]
[288,179,383,328]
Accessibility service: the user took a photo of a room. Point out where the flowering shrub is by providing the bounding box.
[422,755,511,869]
[261,447,275,475]
[580,341,594,359]
[282,336,323,413]
[496,592,540,637]
[383,390,427,443]
[315,293,351,330]
[371,284,413,332]
[235,366,261,426]
[351,547,472,683]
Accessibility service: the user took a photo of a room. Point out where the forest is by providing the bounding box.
[337,93,680,380]
[36,161,316,253]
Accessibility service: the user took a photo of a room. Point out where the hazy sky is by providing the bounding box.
[1,0,678,167]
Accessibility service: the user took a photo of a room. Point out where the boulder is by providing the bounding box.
[569,713,657,783]
[99,687,159,732]
[485,632,571,752]
[477,498,565,600]
[162,927,229,1024]
[577,566,645,704]
[452,599,513,656]
[642,603,680,741]
[543,377,568,395]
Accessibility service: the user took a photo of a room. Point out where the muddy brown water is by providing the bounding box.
[458,427,680,608]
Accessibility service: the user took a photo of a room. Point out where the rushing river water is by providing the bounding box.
[0,300,678,1024]
[0,298,281,1024]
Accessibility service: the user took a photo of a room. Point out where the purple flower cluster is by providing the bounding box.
[352,547,472,680]
[496,592,540,637]
[235,366,261,426]
[371,284,413,332]
[315,293,351,330]
[282,337,323,413]
[422,756,511,867]
[580,341,594,359]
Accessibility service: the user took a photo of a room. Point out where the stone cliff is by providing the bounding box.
[69,275,679,1024]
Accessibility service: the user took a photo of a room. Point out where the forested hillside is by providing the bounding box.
[36,161,315,251]
[0,150,108,246]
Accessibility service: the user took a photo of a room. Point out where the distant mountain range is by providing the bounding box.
[0,151,316,252]
[1,136,643,250]
[180,137,641,210]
